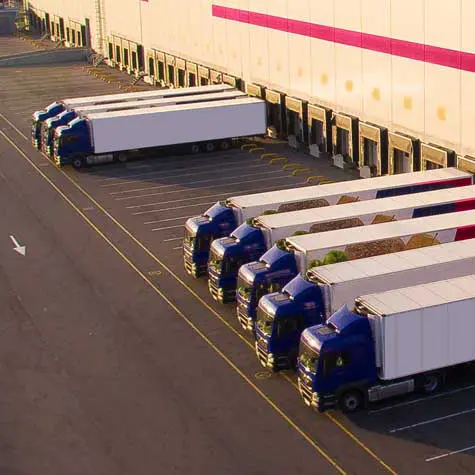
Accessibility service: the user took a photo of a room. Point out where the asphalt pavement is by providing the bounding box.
[1,35,475,475]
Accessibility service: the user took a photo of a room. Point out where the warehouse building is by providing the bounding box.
[25,0,475,176]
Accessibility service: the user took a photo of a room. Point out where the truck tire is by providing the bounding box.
[72,157,84,169]
[339,390,363,413]
[205,142,216,153]
[191,144,200,154]
[220,140,231,150]
[421,372,443,394]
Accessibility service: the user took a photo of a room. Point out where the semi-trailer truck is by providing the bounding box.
[220,184,475,311]
[254,208,475,370]
[254,238,475,371]
[184,168,473,278]
[31,84,236,148]
[298,274,475,412]
[53,97,267,168]
[41,89,247,155]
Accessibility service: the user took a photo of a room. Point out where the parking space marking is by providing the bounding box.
[132,202,216,215]
[369,384,475,415]
[126,181,307,210]
[144,215,193,225]
[115,174,294,201]
[151,224,184,232]
[173,245,183,250]
[389,407,475,433]
[426,444,475,462]
[109,168,281,195]
[163,237,184,242]
[102,159,263,188]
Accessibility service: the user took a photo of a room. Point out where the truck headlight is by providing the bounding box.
[267,353,274,364]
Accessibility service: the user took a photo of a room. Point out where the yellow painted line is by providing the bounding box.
[270,157,288,165]
[260,153,280,160]
[291,167,310,176]
[0,112,398,475]
[282,163,301,171]
[319,180,336,185]
[240,143,255,151]
[248,147,265,153]
[282,374,398,475]
[306,175,326,183]
[0,129,347,475]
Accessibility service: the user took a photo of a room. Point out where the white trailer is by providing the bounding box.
[309,238,475,319]
[298,274,475,412]
[54,97,267,167]
[252,184,475,249]
[285,208,475,273]
[226,168,472,224]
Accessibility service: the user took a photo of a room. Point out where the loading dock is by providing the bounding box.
[146,50,155,83]
[307,104,331,159]
[421,143,456,171]
[222,74,241,90]
[331,112,358,169]
[155,51,166,84]
[457,155,475,174]
[165,54,176,86]
[186,61,198,87]
[388,132,420,175]
[265,89,285,139]
[210,70,222,84]
[198,65,210,86]
[285,96,307,149]
[176,58,186,87]
[359,122,388,178]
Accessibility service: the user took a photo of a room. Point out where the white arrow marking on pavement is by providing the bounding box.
[9,235,26,256]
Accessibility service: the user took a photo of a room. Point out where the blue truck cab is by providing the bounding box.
[43,110,77,155]
[254,275,324,370]
[236,245,299,330]
[53,118,93,167]
[207,223,266,303]
[297,306,376,412]
[184,202,237,277]
[31,102,65,148]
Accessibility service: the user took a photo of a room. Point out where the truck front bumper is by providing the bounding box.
[297,378,336,412]
[237,303,254,331]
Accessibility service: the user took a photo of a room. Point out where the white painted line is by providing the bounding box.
[116,174,291,201]
[97,153,244,182]
[173,245,183,250]
[144,215,193,225]
[151,224,184,232]
[163,237,183,242]
[389,407,475,434]
[102,160,257,188]
[109,168,279,195]
[369,384,475,415]
[426,444,475,462]
[132,202,216,215]
[126,181,307,210]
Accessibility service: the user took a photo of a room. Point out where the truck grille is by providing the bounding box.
[237,303,252,330]
[183,251,193,275]
[208,277,219,301]
[298,376,314,407]
[255,337,269,367]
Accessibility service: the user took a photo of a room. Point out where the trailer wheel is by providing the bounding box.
[205,142,216,153]
[220,140,231,151]
[191,144,200,154]
[72,157,84,169]
[339,390,363,413]
[421,373,443,394]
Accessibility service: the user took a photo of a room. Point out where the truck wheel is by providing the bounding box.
[72,157,83,169]
[205,142,216,153]
[191,144,200,154]
[421,373,443,394]
[339,390,363,413]
[220,140,231,150]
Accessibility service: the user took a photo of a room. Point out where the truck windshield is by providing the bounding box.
[208,249,223,274]
[183,228,196,250]
[299,341,319,374]
[237,274,252,302]
[256,306,274,336]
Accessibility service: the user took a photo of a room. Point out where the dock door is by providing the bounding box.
[359,122,388,178]
[186,61,197,87]
[198,66,210,86]
[265,89,285,139]
[388,132,420,174]
[166,54,176,87]
[457,155,475,175]
[176,58,186,87]
[421,143,455,171]
[332,113,358,169]
[307,104,331,158]
[285,97,307,149]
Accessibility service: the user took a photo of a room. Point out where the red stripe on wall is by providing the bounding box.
[212,4,475,73]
